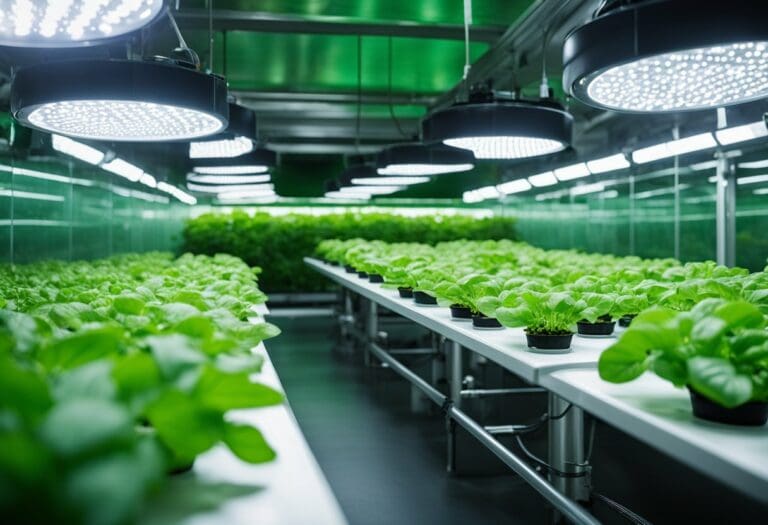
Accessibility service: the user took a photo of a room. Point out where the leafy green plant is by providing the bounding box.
[0,252,283,525]
[495,291,587,334]
[599,299,768,408]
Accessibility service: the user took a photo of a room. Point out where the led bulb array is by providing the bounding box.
[1,0,163,46]
[189,136,255,159]
[377,163,474,176]
[445,136,565,160]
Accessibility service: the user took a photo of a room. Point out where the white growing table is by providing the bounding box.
[306,257,768,507]
[143,309,347,525]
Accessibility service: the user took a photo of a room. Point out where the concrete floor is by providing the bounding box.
[266,313,767,525]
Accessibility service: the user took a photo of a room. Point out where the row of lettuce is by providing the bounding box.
[182,211,517,292]
[316,239,768,422]
[0,252,282,525]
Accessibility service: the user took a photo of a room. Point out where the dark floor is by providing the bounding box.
[266,313,767,525]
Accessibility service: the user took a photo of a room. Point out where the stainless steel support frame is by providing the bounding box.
[367,342,599,525]
[548,394,590,504]
[364,299,378,367]
[461,387,546,399]
[716,156,736,267]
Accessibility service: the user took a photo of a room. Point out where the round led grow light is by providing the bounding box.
[0,0,165,47]
[189,103,257,159]
[11,59,228,141]
[421,101,572,160]
[563,0,768,113]
[376,143,475,175]
[192,148,277,175]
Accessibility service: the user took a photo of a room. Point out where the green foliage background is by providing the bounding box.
[182,211,517,293]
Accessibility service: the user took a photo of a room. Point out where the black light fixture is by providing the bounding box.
[11,59,229,142]
[0,0,166,47]
[189,102,258,159]
[563,0,768,113]
[421,88,573,160]
[192,147,278,175]
[376,142,475,175]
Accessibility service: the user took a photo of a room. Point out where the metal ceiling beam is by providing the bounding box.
[174,9,506,42]
[232,90,437,106]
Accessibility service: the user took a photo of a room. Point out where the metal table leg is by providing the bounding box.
[364,299,378,367]
[447,340,462,473]
[548,393,590,503]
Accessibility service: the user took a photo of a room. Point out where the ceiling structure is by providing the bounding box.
[1,0,766,202]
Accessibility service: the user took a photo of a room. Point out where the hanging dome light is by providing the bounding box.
[563,0,768,113]
[376,143,475,176]
[189,103,257,159]
[186,173,272,185]
[421,91,572,160]
[192,148,277,175]
[11,59,228,141]
[0,0,165,47]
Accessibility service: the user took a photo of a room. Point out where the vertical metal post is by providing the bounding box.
[431,334,446,387]
[364,299,378,367]
[628,173,636,256]
[673,126,681,261]
[548,394,589,503]
[447,340,463,473]
[716,156,736,267]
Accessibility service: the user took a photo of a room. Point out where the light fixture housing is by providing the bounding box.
[376,143,475,175]
[186,173,272,185]
[563,0,768,113]
[192,148,277,175]
[11,59,228,142]
[189,103,257,159]
[422,96,572,160]
[0,0,165,48]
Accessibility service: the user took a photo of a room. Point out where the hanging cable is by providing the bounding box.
[355,34,362,154]
[208,0,214,73]
[462,0,472,80]
[166,9,200,67]
[387,36,411,139]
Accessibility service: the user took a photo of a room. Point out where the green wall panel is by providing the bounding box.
[0,154,190,265]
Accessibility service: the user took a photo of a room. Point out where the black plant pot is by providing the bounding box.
[472,314,503,329]
[398,287,414,298]
[344,265,356,274]
[525,332,574,351]
[329,261,340,267]
[577,320,616,336]
[688,388,768,426]
[450,304,473,320]
[413,291,437,305]
[618,315,636,328]
[369,274,384,283]
[357,271,368,279]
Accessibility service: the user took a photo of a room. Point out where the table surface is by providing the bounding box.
[307,258,768,503]
[306,257,614,384]
[143,327,348,524]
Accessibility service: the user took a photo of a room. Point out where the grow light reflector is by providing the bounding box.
[11,59,228,142]
[497,179,532,195]
[186,173,271,185]
[376,143,475,175]
[527,171,558,188]
[715,121,768,146]
[554,163,590,181]
[189,136,254,159]
[445,137,565,160]
[586,154,629,174]
[563,1,768,112]
[0,0,164,47]
[51,134,105,165]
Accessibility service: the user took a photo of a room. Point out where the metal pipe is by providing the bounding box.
[461,387,546,398]
[388,348,439,356]
[365,299,378,367]
[448,341,463,409]
[450,406,599,525]
[484,424,530,435]
[549,394,590,503]
[368,342,599,525]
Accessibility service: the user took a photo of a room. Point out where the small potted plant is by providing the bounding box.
[599,299,768,426]
[495,291,587,352]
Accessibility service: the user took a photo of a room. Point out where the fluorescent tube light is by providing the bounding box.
[101,158,143,182]
[193,165,270,175]
[138,173,157,188]
[586,154,629,174]
[339,185,403,195]
[52,134,105,165]
[497,179,532,195]
[217,189,276,200]
[554,163,590,181]
[186,174,272,185]
[598,190,619,199]
[753,188,768,195]
[715,121,768,146]
[632,133,717,164]
[324,191,370,200]
[157,182,197,205]
[476,186,501,199]
[571,182,605,196]
[351,176,429,186]
[527,171,557,187]
[188,183,275,194]
[737,174,768,186]
[738,159,768,169]
[635,184,691,199]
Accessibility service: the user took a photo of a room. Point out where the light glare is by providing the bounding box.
[444,136,565,159]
